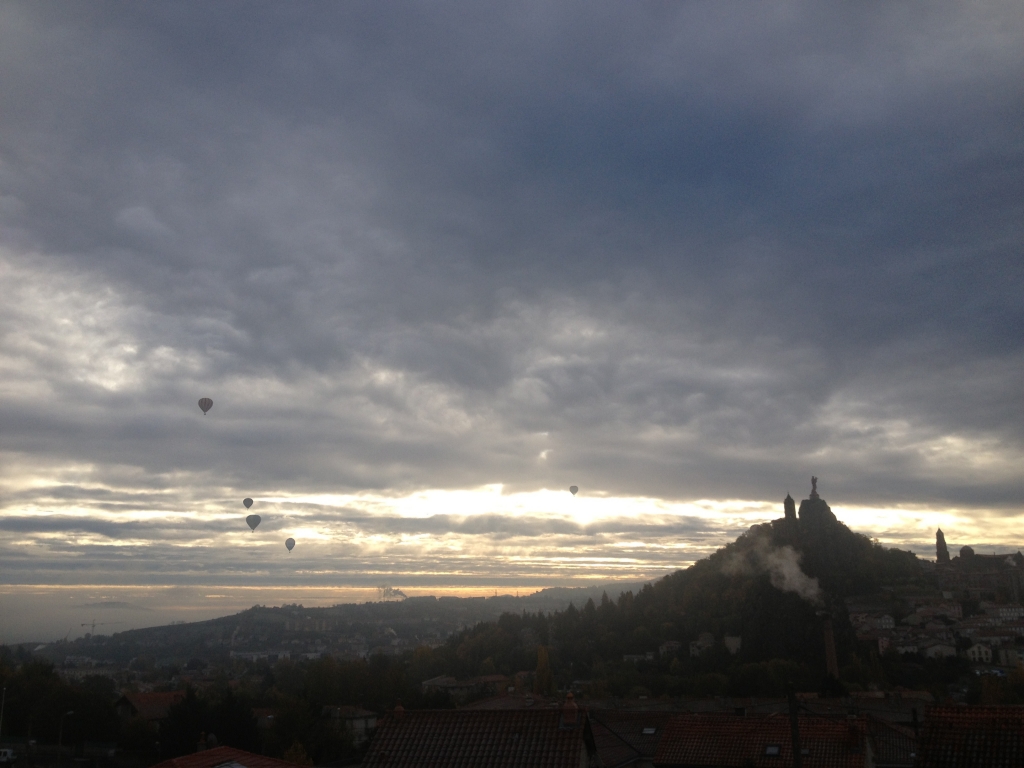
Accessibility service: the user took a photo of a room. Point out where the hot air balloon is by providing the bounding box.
[569,486,578,496]
[285,538,295,552]
[243,498,253,509]
[198,397,213,415]
[246,514,261,532]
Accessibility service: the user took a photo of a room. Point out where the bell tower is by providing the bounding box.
[936,529,950,564]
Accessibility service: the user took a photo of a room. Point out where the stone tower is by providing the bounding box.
[784,493,796,520]
[936,529,950,564]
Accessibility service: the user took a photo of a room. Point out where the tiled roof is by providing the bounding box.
[915,706,1024,768]
[361,709,590,767]
[117,691,186,721]
[653,713,870,768]
[589,710,673,768]
[865,717,917,767]
[150,746,300,768]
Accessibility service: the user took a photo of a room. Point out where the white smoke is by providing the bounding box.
[722,534,823,605]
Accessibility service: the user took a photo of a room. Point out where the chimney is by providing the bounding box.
[821,614,839,680]
[786,685,802,768]
[560,692,579,728]
[393,700,405,721]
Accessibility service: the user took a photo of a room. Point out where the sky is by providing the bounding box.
[1,1,1023,643]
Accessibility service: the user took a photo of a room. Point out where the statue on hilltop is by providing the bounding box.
[798,475,837,525]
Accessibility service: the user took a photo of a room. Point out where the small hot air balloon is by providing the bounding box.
[285,538,295,552]
[246,514,261,532]
[569,485,578,496]
[243,498,253,509]
[198,397,213,415]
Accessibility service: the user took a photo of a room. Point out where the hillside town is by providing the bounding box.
[848,530,1024,673]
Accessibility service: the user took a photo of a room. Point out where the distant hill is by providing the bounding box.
[34,578,657,666]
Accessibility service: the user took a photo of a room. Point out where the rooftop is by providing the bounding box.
[653,713,871,768]
[916,705,1024,768]
[150,746,300,768]
[362,708,592,768]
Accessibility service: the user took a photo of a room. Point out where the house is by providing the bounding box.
[689,632,715,658]
[588,711,673,768]
[920,642,956,659]
[997,647,1023,667]
[966,643,992,664]
[659,641,682,658]
[114,691,186,732]
[420,674,510,704]
[150,746,300,768]
[623,653,655,663]
[915,706,1024,767]
[362,701,597,767]
[322,705,378,746]
[652,713,875,768]
[872,635,891,655]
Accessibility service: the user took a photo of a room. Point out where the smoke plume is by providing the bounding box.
[722,534,823,606]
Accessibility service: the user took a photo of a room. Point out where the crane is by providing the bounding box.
[81,620,123,635]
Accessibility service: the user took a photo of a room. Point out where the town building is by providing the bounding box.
[689,632,715,658]
[322,705,378,746]
[966,643,992,664]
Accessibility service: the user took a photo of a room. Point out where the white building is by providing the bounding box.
[967,643,993,664]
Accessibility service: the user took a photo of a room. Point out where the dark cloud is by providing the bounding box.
[1,1,1022,606]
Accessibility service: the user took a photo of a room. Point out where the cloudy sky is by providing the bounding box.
[2,1,1023,642]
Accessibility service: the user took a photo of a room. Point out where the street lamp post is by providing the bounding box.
[58,711,74,768]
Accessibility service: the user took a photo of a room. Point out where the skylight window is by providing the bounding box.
[642,727,657,735]
[765,745,781,756]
